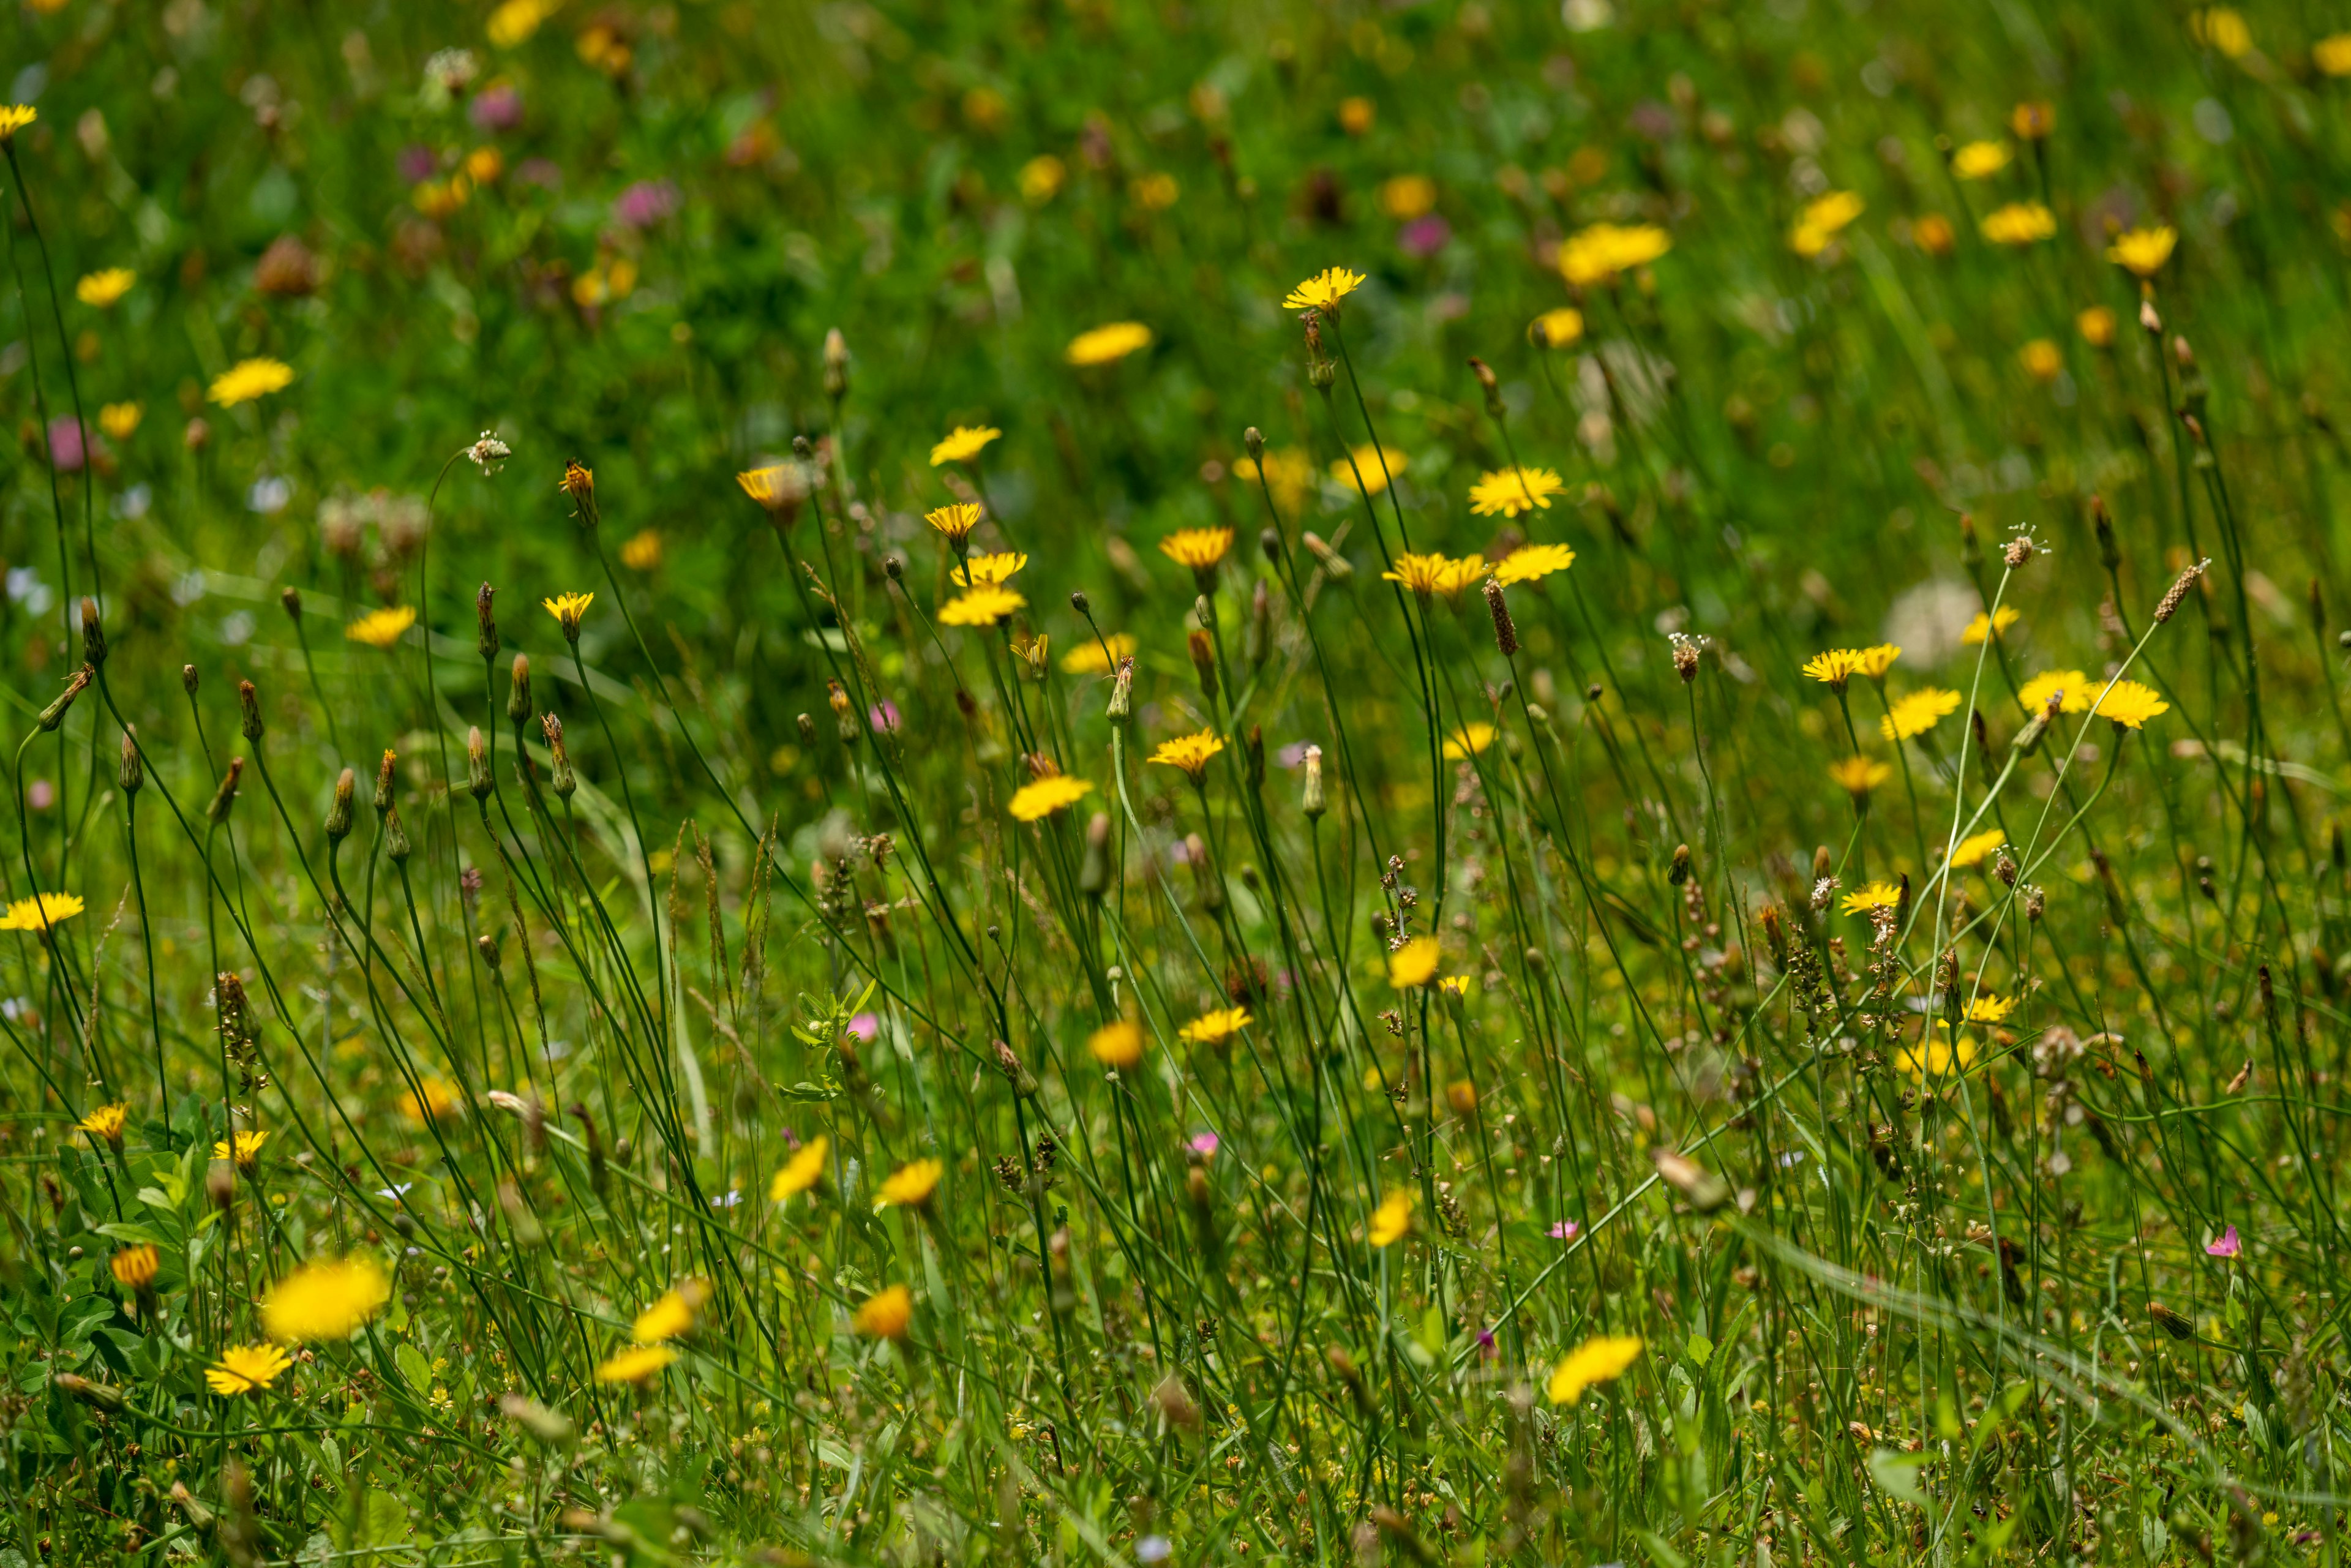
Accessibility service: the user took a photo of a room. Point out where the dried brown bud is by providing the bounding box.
[476,582,499,664]
[326,768,356,839]
[2154,558,2209,623]
[237,679,263,741]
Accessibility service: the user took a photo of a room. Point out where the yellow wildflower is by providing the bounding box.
[1828,756,1891,796]
[1530,307,1584,347]
[1066,322,1153,367]
[1,891,84,932]
[261,1256,391,1343]
[111,1244,160,1290]
[2017,669,2092,715]
[1493,544,1576,586]
[2091,679,2169,729]
[1178,1006,1251,1045]
[936,586,1026,628]
[99,402,141,441]
[213,1129,269,1169]
[1468,467,1565,518]
[2316,32,2351,74]
[1558,222,1671,287]
[771,1135,830,1201]
[1951,140,2012,179]
[1896,1028,1978,1078]
[853,1284,913,1340]
[1442,722,1497,761]
[1158,527,1234,573]
[1962,606,2021,645]
[1087,1019,1144,1070]
[632,1281,707,1344]
[1981,202,2057,246]
[924,502,983,544]
[1852,643,1902,679]
[1880,688,1962,741]
[929,426,1000,467]
[1008,775,1093,821]
[1387,936,1442,989]
[1802,649,1861,689]
[344,606,418,650]
[1368,1190,1413,1247]
[1966,993,2015,1023]
[208,357,296,407]
[76,268,135,308]
[619,530,664,571]
[206,1344,292,1397]
[595,1344,679,1384]
[1548,1334,1642,1404]
[1790,190,1864,257]
[2105,225,2178,279]
[1061,634,1136,675]
[1283,267,1367,312]
[950,551,1027,588]
[1330,443,1403,494]
[1149,730,1226,779]
[876,1158,943,1211]
[1840,880,1902,915]
[543,592,594,639]
[1946,829,2007,869]
[77,1102,130,1149]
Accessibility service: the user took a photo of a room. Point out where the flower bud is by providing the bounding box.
[1483,577,1519,656]
[542,713,576,799]
[80,597,105,667]
[1247,579,1271,669]
[182,663,199,696]
[1245,723,1265,791]
[238,678,263,741]
[1302,744,1326,819]
[1108,656,1133,726]
[477,582,499,664]
[560,459,597,528]
[280,586,301,623]
[823,328,850,400]
[118,732,143,795]
[1259,526,1280,563]
[884,555,904,580]
[1188,628,1218,700]
[467,726,492,800]
[2092,494,2119,571]
[326,767,356,839]
[385,806,413,862]
[1070,588,1090,616]
[992,1038,1038,1098]
[1468,354,1503,417]
[508,653,532,726]
[38,666,91,732]
[207,757,244,825]
[1243,426,1264,461]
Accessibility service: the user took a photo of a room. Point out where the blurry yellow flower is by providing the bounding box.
[1338,97,1374,135]
[951,551,1027,587]
[1387,936,1442,988]
[1283,267,1367,312]
[1158,527,1234,572]
[1966,993,2015,1023]
[1962,606,2021,644]
[1,891,83,932]
[1559,222,1671,287]
[929,426,1000,467]
[1947,828,2007,869]
[1790,190,1864,257]
[1881,687,1962,740]
[111,1244,159,1289]
[2018,340,2062,382]
[1913,214,1957,256]
[1803,649,1861,688]
[1493,544,1575,586]
[924,501,984,544]
[1828,756,1891,796]
[1234,448,1313,513]
[595,1344,679,1384]
[1530,307,1584,347]
[2193,7,2252,57]
[1442,722,1497,760]
[1896,1028,1978,1078]
[1853,643,1902,679]
[1438,975,1472,1001]
[1951,140,2012,179]
[619,530,663,571]
[937,586,1026,628]
[1130,172,1179,210]
[1548,1334,1642,1404]
[1067,322,1153,367]
[76,268,135,308]
[1019,154,1067,203]
[2077,306,2117,347]
[632,1281,707,1344]
[1008,775,1093,821]
[0,107,37,142]
[1179,1006,1251,1045]
[853,1285,913,1340]
[1469,467,1565,517]
[261,1256,390,1343]
[2105,225,2177,278]
[207,1343,291,1397]
[2017,669,2092,715]
[213,1129,268,1169]
[2009,102,2056,140]
[345,606,418,649]
[1332,443,1403,493]
[1368,1190,1413,1247]
[1150,730,1226,779]
[99,402,141,441]
[208,357,296,407]
[2091,679,2169,729]
[2316,32,2351,74]
[487,0,558,46]
[876,1158,943,1210]
[1087,1019,1144,1070]
[1380,174,1437,220]
[1981,202,2057,246]
[736,464,807,514]
[1383,552,1483,602]
[1840,880,1902,915]
[543,591,594,638]
[770,1135,830,1201]
[1062,633,1136,675]
[77,1102,130,1148]
[400,1076,460,1123]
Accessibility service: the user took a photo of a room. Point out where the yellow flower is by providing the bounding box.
[1828,756,1891,796]
[2105,225,2178,279]
[1368,1190,1413,1247]
[1008,775,1093,821]
[1061,634,1136,675]
[76,268,135,308]
[1947,828,2008,869]
[99,402,142,441]
[1066,322,1153,367]
[1234,448,1314,514]
[1379,174,1437,220]
[1493,544,1576,586]
[2091,679,2169,729]
[1558,222,1672,287]
[0,106,37,142]
[111,1244,160,1290]
[1962,606,2021,645]
[543,591,594,639]
[1283,267,1367,312]
[400,1077,460,1123]
[924,502,984,544]
[929,426,1001,467]
[1468,467,1565,518]
[1158,527,1234,573]
[344,606,418,650]
[1150,730,1226,779]
[77,1102,130,1148]
[619,529,664,571]
[2020,340,2064,383]
[1530,307,1584,347]
[1331,443,1404,494]
[1881,687,1962,741]
[1087,1020,1144,1070]
[1338,97,1374,135]
[1019,154,1067,203]
[1966,993,2015,1023]
[1438,975,1472,1000]
[1387,936,1442,988]
[1383,552,1484,602]
[1129,172,1179,210]
[206,1343,292,1397]
[208,357,296,407]
[595,1344,680,1384]
[2078,306,2118,347]
[1951,140,2012,180]
[1790,190,1864,257]
[736,464,808,513]
[2317,32,2351,74]
[951,551,1027,587]
[2009,101,2056,140]
[2194,7,2252,57]
[1442,723,1496,761]
[487,0,558,46]
[213,1129,269,1169]
[1840,880,1902,915]
[876,1158,943,1210]
[1853,643,1902,679]
[937,585,1026,628]
[261,1256,391,1343]
[1548,1334,1643,1404]
[1803,649,1861,688]
[771,1135,830,1201]
[1,891,83,932]
[2017,669,2092,715]
[1179,1006,1252,1045]
[853,1284,914,1340]
[1981,202,2057,246]
[632,1281,707,1344]
[1896,1027,1978,1078]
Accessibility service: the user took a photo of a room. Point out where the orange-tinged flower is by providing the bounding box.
[2077,306,2118,347]
[929,426,1000,467]
[853,1284,914,1340]
[619,529,664,571]
[111,1244,160,1290]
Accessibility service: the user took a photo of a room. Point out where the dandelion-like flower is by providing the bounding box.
[100,402,142,441]
[595,1344,680,1385]
[1387,936,1442,988]
[0,890,83,934]
[111,1244,160,1290]
[1008,775,1093,822]
[1547,1334,1642,1405]
[1951,140,2012,179]
[1158,527,1234,575]
[1468,467,1565,518]
[632,1281,707,1344]
[1531,307,1584,347]
[1368,1190,1413,1247]
[1065,322,1153,366]
[1150,730,1226,779]
[1803,649,1861,689]
[206,1344,292,1397]
[1880,687,1961,741]
[261,1256,391,1343]
[929,425,1000,467]
[77,1103,130,1149]
[0,106,36,142]
[214,1128,269,1169]
[1558,222,1671,287]
[771,1135,830,1201]
[1492,544,1576,586]
[924,502,984,545]
[1382,552,1484,602]
[1965,993,2014,1023]
[1088,1020,1143,1070]
[76,268,135,308]
[543,592,594,640]
[2105,225,2178,278]
[2009,101,2056,139]
[1981,202,2057,246]
[737,463,808,515]
[620,530,663,571]
[1441,722,1496,761]
[2091,679,2168,729]
[1790,190,1864,257]
[344,606,418,649]
[1947,828,2007,869]
[1896,1029,1978,1078]
[1828,756,1891,796]
[936,585,1026,628]
[208,358,296,407]
[951,551,1027,588]
[1178,1006,1251,1045]
[1962,606,2020,645]
[1283,267,1366,312]
[1330,443,1404,494]
[1061,634,1136,675]
[854,1284,914,1340]
[2317,32,2351,74]
[1839,880,1902,915]
[875,1158,943,1211]
[1853,643,1902,679]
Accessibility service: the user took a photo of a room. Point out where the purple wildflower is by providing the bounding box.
[868,699,901,734]
[847,1011,879,1043]
[1188,1131,1219,1159]
[2206,1225,2241,1258]
[470,83,522,132]
[1548,1220,1581,1241]
[1399,215,1452,257]
[612,178,680,230]
[397,144,438,184]
[45,418,84,474]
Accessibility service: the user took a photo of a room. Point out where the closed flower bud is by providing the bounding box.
[385,806,414,862]
[1468,354,1503,416]
[478,932,501,971]
[1484,577,1519,656]
[1669,843,1691,885]
[208,757,244,825]
[118,733,142,795]
[1302,744,1327,819]
[507,653,531,725]
[80,597,105,666]
[796,713,817,748]
[1243,426,1264,461]
[1245,723,1265,790]
[1188,628,1218,700]
[373,749,397,814]
[182,662,200,696]
[992,1038,1038,1097]
[280,585,301,623]
[477,582,499,664]
[238,678,263,741]
[1108,656,1133,726]
[823,328,850,400]
[1260,525,1280,562]
[1248,579,1272,669]
[560,459,597,528]
[326,767,356,839]
[38,666,91,732]
[884,554,903,580]
[2092,494,2119,570]
[467,726,492,800]
[542,713,576,799]
[1070,588,1090,616]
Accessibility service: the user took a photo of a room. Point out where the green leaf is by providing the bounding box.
[1684,1331,1713,1368]
[1867,1447,1930,1506]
